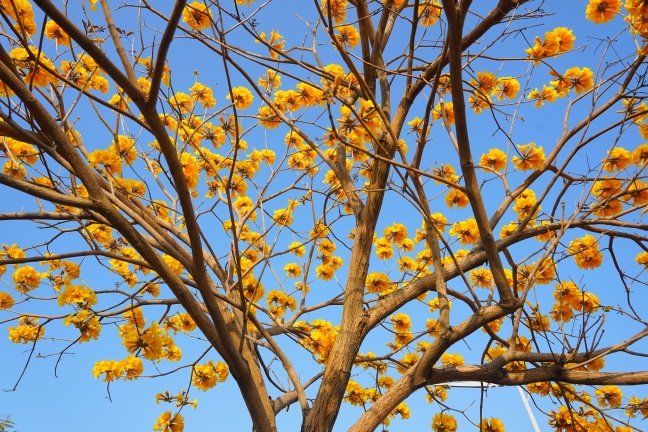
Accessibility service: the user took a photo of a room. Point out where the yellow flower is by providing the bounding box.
[344,380,368,406]
[585,0,621,24]
[595,385,623,408]
[322,0,348,24]
[336,25,359,48]
[431,412,458,432]
[568,234,603,269]
[480,148,507,171]
[88,148,122,174]
[365,272,391,294]
[480,418,505,432]
[283,263,302,278]
[632,143,648,166]
[258,69,282,91]
[390,313,412,332]
[192,360,228,391]
[92,359,124,382]
[418,1,442,27]
[445,188,469,208]
[12,266,42,293]
[468,91,491,113]
[396,352,419,373]
[64,310,101,342]
[153,411,184,432]
[288,241,306,257]
[182,1,212,30]
[45,20,70,46]
[257,30,285,59]
[493,77,520,100]
[470,268,492,288]
[169,92,193,114]
[551,67,594,94]
[636,251,648,268]
[0,291,14,309]
[432,102,454,125]
[602,147,631,172]
[383,223,408,245]
[512,142,545,171]
[227,86,254,110]
[121,322,165,361]
[449,218,480,244]
[315,264,335,280]
[527,85,558,107]
[470,71,496,93]
[120,356,144,380]
[189,82,216,109]
[440,352,464,366]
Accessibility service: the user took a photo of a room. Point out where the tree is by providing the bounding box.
[1,0,648,430]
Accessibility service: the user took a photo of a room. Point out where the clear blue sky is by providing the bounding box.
[2,1,648,431]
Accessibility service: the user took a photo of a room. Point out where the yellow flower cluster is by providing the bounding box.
[92,356,144,382]
[512,143,545,171]
[467,71,521,113]
[1,0,37,36]
[322,0,348,24]
[568,234,603,269]
[64,310,101,342]
[192,360,228,391]
[182,1,212,31]
[12,265,42,293]
[513,188,540,220]
[120,321,179,362]
[0,291,14,309]
[266,290,297,318]
[164,313,197,334]
[479,148,507,171]
[440,352,464,367]
[418,1,442,27]
[551,281,600,322]
[431,412,458,432]
[8,315,44,343]
[298,319,338,363]
[57,284,98,308]
[153,411,184,432]
[586,0,622,24]
[1,137,39,164]
[365,272,392,295]
[480,418,505,432]
[449,218,480,245]
[525,27,576,63]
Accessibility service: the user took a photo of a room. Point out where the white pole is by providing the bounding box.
[517,386,541,432]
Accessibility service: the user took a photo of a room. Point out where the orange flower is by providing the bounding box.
[449,218,480,245]
[226,86,254,110]
[602,147,631,172]
[322,0,348,24]
[365,272,391,294]
[183,1,212,30]
[257,31,285,59]
[479,148,507,171]
[632,143,648,166]
[45,20,71,45]
[512,143,545,171]
[470,71,496,93]
[336,25,359,48]
[432,102,454,125]
[493,77,520,100]
[569,234,603,269]
[585,0,621,24]
[445,188,469,208]
[418,1,442,27]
